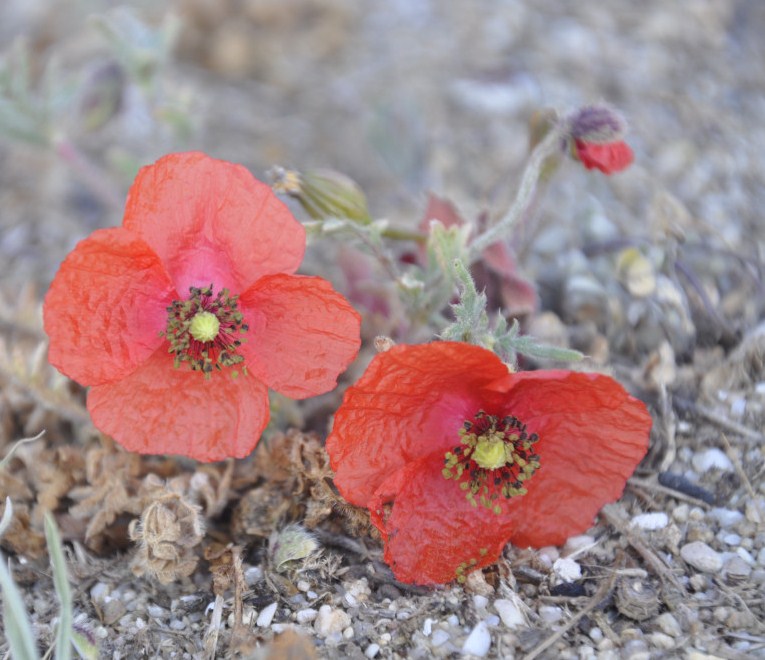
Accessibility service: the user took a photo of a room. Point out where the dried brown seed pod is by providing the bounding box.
[129,490,204,584]
[615,577,660,621]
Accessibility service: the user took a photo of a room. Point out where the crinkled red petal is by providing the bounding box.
[492,370,651,547]
[369,454,513,585]
[325,342,511,507]
[575,139,634,174]
[122,152,306,294]
[43,227,175,386]
[87,348,270,462]
[238,274,361,399]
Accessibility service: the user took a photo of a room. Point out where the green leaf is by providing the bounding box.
[45,513,73,660]
[0,551,40,660]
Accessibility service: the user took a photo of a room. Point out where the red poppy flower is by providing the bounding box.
[573,138,634,174]
[44,152,361,462]
[326,342,651,585]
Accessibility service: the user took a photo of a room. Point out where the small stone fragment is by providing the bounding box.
[538,605,563,624]
[364,643,380,658]
[461,621,491,657]
[630,512,669,530]
[431,629,450,647]
[655,612,682,637]
[681,542,724,573]
[257,602,277,627]
[314,605,351,638]
[553,556,582,581]
[691,448,733,473]
[494,598,527,629]
[296,608,318,625]
[723,556,752,584]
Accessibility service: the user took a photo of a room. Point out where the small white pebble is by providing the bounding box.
[90,583,109,602]
[461,621,491,657]
[538,605,563,624]
[431,629,450,647]
[344,592,358,608]
[692,447,733,473]
[423,618,433,636]
[244,566,263,586]
[563,534,596,556]
[485,615,499,627]
[656,613,682,637]
[296,608,318,625]
[447,614,460,627]
[730,398,746,418]
[314,605,351,637]
[681,542,724,573]
[135,617,146,630]
[296,580,311,592]
[648,632,675,650]
[553,557,582,582]
[364,643,380,658]
[472,595,489,610]
[147,605,165,619]
[588,626,603,642]
[755,382,765,394]
[306,591,317,600]
[538,546,559,563]
[169,618,186,631]
[256,602,277,628]
[708,508,744,528]
[631,512,669,531]
[494,598,526,629]
[722,533,741,546]
[671,504,689,523]
[343,626,354,640]
[379,632,391,644]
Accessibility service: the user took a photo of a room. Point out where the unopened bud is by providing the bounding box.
[79,60,125,132]
[567,104,627,143]
[270,166,371,224]
[268,523,320,573]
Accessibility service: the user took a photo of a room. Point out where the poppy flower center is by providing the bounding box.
[442,410,540,514]
[164,284,248,378]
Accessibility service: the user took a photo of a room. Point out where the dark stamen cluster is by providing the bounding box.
[443,410,541,514]
[164,284,248,377]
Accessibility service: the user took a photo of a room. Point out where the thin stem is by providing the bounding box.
[380,226,426,243]
[470,125,565,257]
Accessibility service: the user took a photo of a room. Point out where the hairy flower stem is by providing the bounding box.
[470,124,566,257]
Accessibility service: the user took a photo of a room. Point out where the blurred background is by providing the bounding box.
[0,0,763,330]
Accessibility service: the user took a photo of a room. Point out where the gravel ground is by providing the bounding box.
[1,1,764,658]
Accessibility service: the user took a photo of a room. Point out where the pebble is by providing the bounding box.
[562,534,596,556]
[708,508,744,528]
[671,504,689,523]
[296,608,318,624]
[691,448,733,473]
[723,556,752,583]
[721,533,741,546]
[256,602,277,628]
[423,618,433,635]
[680,542,724,573]
[472,595,489,610]
[147,604,166,619]
[538,605,563,624]
[631,512,669,530]
[314,605,351,637]
[169,618,186,631]
[244,566,263,585]
[90,583,109,602]
[461,621,491,657]
[364,643,380,658]
[655,612,682,637]
[553,557,582,581]
[588,627,603,642]
[296,580,311,592]
[494,598,526,629]
[431,629,450,647]
[648,632,675,650]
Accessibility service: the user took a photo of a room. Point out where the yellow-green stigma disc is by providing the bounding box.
[189,311,220,342]
[471,431,511,470]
